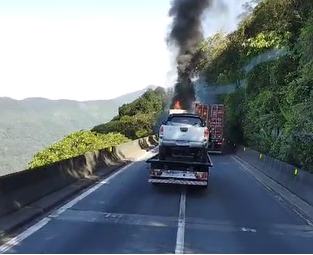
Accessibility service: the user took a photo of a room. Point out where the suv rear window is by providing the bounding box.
[168,115,204,126]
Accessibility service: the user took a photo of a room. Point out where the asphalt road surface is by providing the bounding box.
[1,152,313,254]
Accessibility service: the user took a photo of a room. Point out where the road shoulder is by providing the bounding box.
[232,155,313,226]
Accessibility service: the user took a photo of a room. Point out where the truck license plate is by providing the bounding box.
[162,172,195,179]
[176,141,189,146]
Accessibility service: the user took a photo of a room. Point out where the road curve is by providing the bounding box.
[1,152,313,254]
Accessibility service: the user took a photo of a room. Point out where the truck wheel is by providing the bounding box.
[200,178,209,190]
[200,184,208,190]
[151,183,161,190]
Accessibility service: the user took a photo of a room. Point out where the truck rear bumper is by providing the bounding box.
[159,140,207,148]
[208,150,222,154]
[149,178,208,186]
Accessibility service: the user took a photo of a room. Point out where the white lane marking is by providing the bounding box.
[241,227,257,233]
[175,189,186,254]
[0,151,156,254]
[51,152,153,218]
[52,209,313,236]
[0,217,51,253]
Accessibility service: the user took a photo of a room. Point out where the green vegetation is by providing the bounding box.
[92,87,168,139]
[198,0,313,171]
[0,86,155,175]
[28,86,167,169]
[28,131,130,168]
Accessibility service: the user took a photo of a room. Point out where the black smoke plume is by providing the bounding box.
[167,0,212,110]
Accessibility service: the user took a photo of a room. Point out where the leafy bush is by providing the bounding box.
[28,131,130,168]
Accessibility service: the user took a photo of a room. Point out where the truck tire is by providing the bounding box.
[200,177,209,190]
[200,184,208,190]
[151,182,161,190]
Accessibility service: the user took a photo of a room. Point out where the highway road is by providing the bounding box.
[1,151,313,254]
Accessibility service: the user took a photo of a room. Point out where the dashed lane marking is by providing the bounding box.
[175,190,186,254]
[48,209,313,237]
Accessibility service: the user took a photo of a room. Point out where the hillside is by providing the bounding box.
[28,86,168,169]
[197,0,313,171]
[0,85,157,175]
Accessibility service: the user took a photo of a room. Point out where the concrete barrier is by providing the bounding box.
[0,135,158,220]
[235,145,313,206]
[114,135,158,160]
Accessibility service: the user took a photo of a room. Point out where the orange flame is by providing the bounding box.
[173,100,181,109]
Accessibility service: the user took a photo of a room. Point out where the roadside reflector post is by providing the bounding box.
[294,168,298,176]
[243,147,246,151]
[259,153,263,159]
[109,147,112,152]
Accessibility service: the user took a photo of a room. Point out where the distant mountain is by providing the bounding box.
[0,85,157,175]
[113,85,158,104]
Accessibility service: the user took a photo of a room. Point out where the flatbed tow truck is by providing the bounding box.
[146,154,213,188]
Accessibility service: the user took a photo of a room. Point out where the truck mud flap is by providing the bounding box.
[149,178,208,186]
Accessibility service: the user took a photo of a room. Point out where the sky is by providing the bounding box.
[0,0,248,101]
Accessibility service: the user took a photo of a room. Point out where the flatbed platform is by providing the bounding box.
[146,154,213,167]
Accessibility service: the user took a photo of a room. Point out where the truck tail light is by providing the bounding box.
[150,169,162,176]
[204,128,209,137]
[195,172,208,179]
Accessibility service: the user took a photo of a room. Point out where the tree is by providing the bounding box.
[92,87,167,140]
[197,0,313,171]
[237,0,263,21]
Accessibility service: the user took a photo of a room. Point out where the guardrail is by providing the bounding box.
[235,145,313,207]
[0,135,158,234]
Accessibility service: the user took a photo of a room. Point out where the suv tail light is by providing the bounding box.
[159,125,164,136]
[204,128,209,137]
